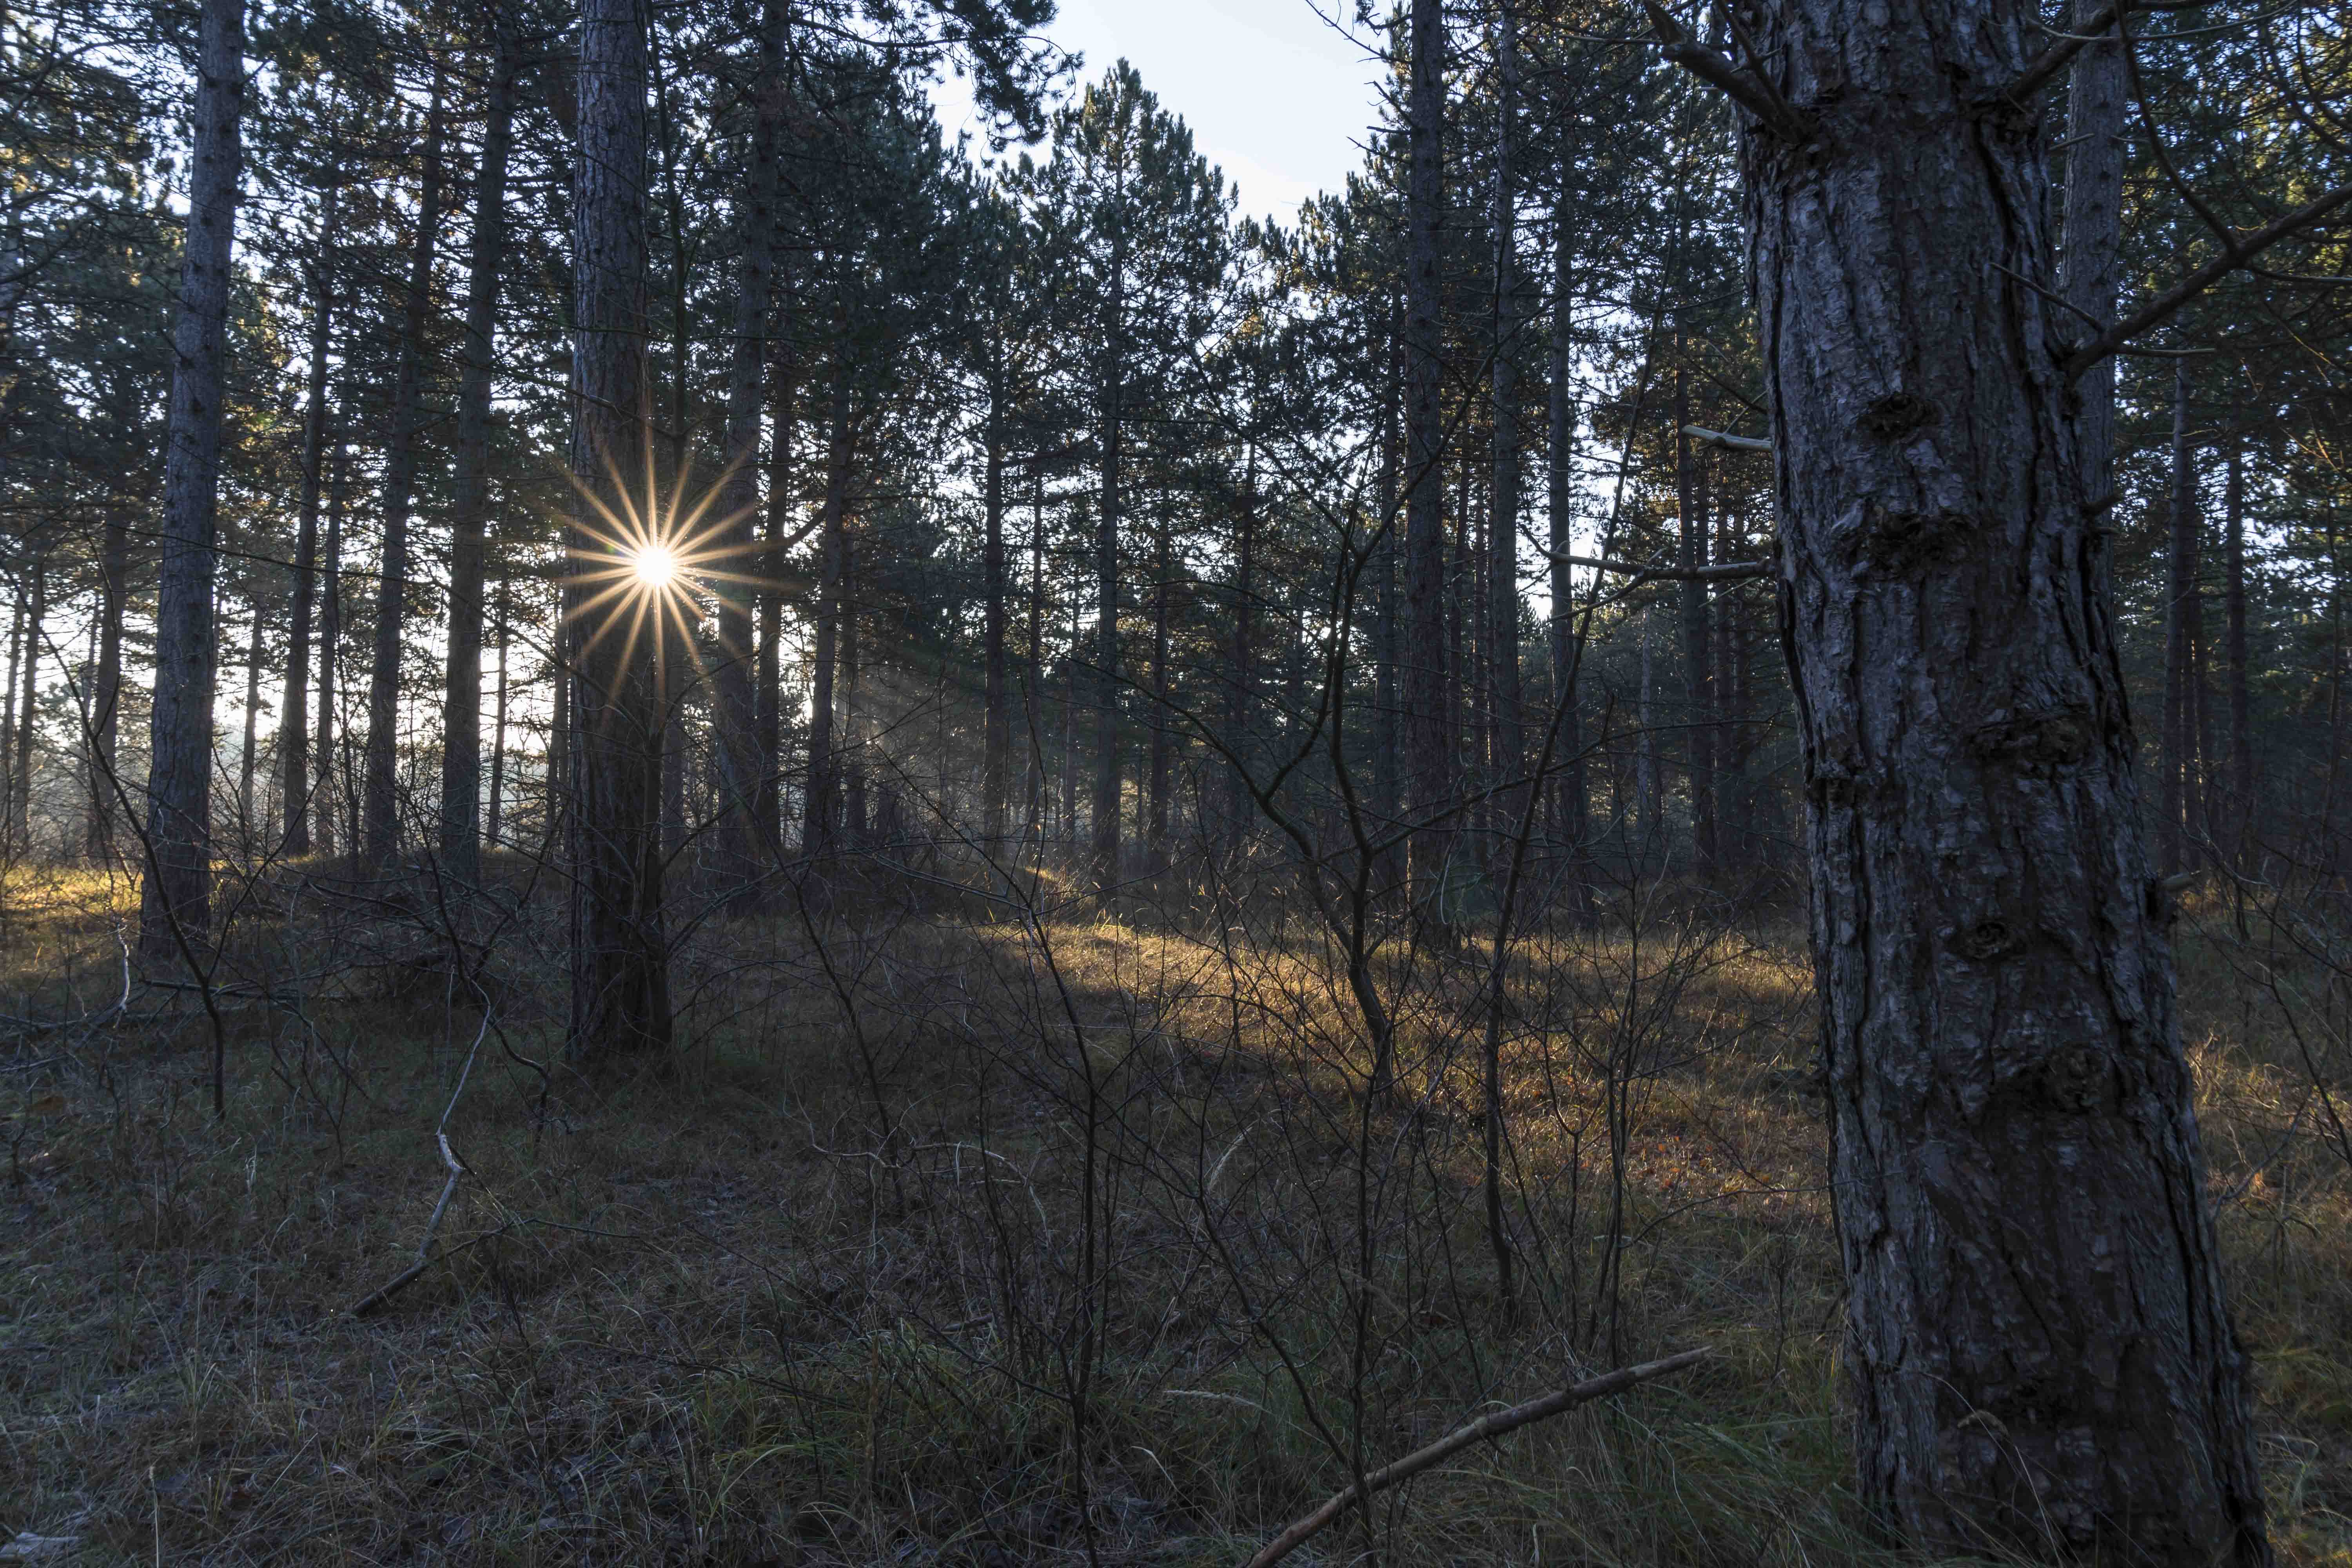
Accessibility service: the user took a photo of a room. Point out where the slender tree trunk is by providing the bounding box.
[1637,606,1657,865]
[755,339,797,858]
[1548,177,1587,904]
[487,578,509,848]
[316,436,346,857]
[2161,363,2198,874]
[1715,490,1744,879]
[363,74,448,867]
[140,0,243,960]
[1490,4,1526,844]
[279,183,334,858]
[1092,242,1127,889]
[87,512,128,858]
[714,0,789,897]
[1738,0,2268,1552]
[803,375,853,857]
[982,368,1010,845]
[1403,0,1450,924]
[841,549,864,845]
[13,554,44,847]
[565,0,672,1063]
[1147,502,1171,873]
[3,592,21,848]
[1024,471,1045,838]
[238,588,261,842]
[1676,370,1715,882]
[1229,446,1256,851]
[1373,298,1402,853]
[439,34,518,882]
[2224,439,2252,864]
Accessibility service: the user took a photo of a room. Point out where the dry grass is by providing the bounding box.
[1,861,2347,1565]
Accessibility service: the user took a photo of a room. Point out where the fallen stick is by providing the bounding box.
[347,1131,469,1317]
[1241,1347,1710,1568]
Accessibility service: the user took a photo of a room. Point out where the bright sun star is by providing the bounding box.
[630,544,679,590]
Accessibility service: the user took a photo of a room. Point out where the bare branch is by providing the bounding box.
[1637,0,1816,143]
[2063,183,2352,380]
[1681,423,1773,454]
[1243,1350,1711,1568]
[1554,552,1775,582]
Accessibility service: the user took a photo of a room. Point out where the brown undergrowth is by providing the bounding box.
[1,861,2347,1565]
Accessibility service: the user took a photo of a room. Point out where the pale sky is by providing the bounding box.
[935,0,1392,225]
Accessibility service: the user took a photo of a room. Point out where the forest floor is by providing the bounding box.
[1,856,2348,1566]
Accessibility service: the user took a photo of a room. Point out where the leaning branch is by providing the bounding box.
[1682,423,1773,455]
[1637,0,1815,143]
[1242,1349,1711,1568]
[2063,183,2352,380]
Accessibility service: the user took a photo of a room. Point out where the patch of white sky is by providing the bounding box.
[930,0,1392,228]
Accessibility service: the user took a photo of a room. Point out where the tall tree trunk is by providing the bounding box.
[1147,502,1171,873]
[363,74,449,867]
[1715,489,1744,879]
[713,0,789,898]
[1092,240,1127,889]
[87,512,128,858]
[1229,445,1256,851]
[1547,172,1584,888]
[982,367,1010,845]
[1024,471,1046,838]
[1737,0,2268,1553]
[238,587,261,842]
[140,0,244,961]
[2161,363,2198,875]
[1676,370,1715,882]
[565,0,672,1062]
[1489,3,1526,842]
[3,591,21,849]
[487,577,510,848]
[1373,298,1402,855]
[755,339,798,858]
[841,547,864,845]
[439,33,519,882]
[803,375,853,857]
[279,182,334,858]
[1402,0,1450,925]
[13,553,44,847]
[2224,439,2252,865]
[316,436,347,857]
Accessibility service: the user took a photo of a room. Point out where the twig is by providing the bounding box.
[1241,1348,1710,1568]
[348,1009,491,1316]
[1551,552,1774,583]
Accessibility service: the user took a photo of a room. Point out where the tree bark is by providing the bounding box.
[1147,500,1171,873]
[1402,0,1450,922]
[982,368,1010,845]
[1735,0,2269,1553]
[1489,4,1526,844]
[713,0,789,899]
[2161,363,2199,875]
[316,435,347,857]
[13,553,44,847]
[439,32,519,883]
[363,74,449,868]
[487,577,509,848]
[237,586,262,842]
[803,374,854,857]
[2223,439,2251,865]
[1547,170,1587,903]
[1373,295,1402,855]
[1676,370,1716,882]
[140,0,244,960]
[1229,445,1256,851]
[87,512,128,858]
[755,337,798,859]
[2059,0,2126,520]
[279,181,334,858]
[1091,232,1127,890]
[565,0,672,1063]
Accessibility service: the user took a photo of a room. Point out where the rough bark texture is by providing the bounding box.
[713,0,789,898]
[439,38,518,882]
[565,0,672,1063]
[363,80,448,867]
[280,185,334,858]
[1737,0,2270,1556]
[1402,0,1450,914]
[140,0,243,960]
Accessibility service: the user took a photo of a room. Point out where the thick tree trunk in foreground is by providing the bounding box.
[363,78,448,867]
[140,0,243,960]
[712,0,789,899]
[1401,0,1450,921]
[280,184,334,858]
[565,0,672,1063]
[439,36,519,882]
[1739,0,2269,1557]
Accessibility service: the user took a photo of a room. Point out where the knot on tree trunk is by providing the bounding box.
[1969,707,2095,774]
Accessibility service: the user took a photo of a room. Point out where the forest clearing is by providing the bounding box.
[3,859,2347,1565]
